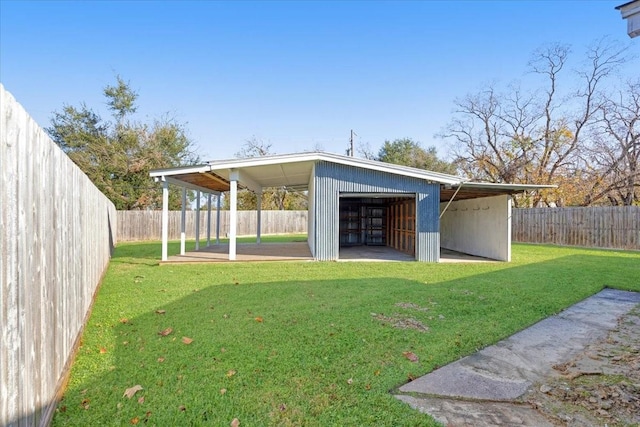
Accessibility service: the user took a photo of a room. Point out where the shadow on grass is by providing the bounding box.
[52,253,640,426]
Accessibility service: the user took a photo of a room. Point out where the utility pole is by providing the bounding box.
[349,129,357,157]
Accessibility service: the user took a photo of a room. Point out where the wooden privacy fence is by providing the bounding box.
[1,85,117,427]
[512,206,640,250]
[117,210,308,241]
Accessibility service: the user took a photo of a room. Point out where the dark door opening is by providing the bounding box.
[339,195,416,256]
[339,198,386,246]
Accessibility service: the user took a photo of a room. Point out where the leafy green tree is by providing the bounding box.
[377,138,457,175]
[47,76,199,209]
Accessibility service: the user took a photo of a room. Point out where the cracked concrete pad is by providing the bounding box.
[395,289,640,425]
[396,395,555,427]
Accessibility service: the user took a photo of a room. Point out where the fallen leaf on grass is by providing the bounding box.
[220,388,227,395]
[137,396,144,404]
[347,378,353,385]
[123,385,143,399]
[157,357,165,363]
[255,317,263,323]
[99,347,107,354]
[374,369,381,376]
[226,370,237,378]
[158,327,173,336]
[130,417,139,424]
[181,337,193,345]
[403,351,419,362]
[231,418,240,427]
[119,318,129,324]
[179,405,186,411]
[155,309,166,315]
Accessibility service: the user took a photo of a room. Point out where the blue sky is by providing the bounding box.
[1,1,637,161]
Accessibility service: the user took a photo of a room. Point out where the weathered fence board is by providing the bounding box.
[512,207,640,250]
[119,208,640,251]
[1,84,117,427]
[116,210,308,241]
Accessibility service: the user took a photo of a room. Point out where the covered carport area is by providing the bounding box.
[439,182,553,261]
[150,152,552,263]
[150,154,317,262]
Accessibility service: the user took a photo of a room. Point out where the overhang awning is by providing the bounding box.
[440,182,556,202]
[150,151,464,194]
[616,0,640,38]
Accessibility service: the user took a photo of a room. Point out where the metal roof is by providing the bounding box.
[150,151,463,191]
[441,181,556,202]
[150,151,554,201]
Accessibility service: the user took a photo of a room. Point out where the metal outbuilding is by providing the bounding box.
[150,152,551,263]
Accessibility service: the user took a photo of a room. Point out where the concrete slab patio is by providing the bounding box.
[395,288,640,426]
[161,242,314,263]
[161,242,494,264]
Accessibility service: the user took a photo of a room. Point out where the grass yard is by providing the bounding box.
[52,238,640,426]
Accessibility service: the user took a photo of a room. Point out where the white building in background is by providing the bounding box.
[616,0,640,38]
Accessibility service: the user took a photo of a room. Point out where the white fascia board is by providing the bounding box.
[461,182,557,191]
[320,153,464,185]
[617,0,640,17]
[208,151,464,185]
[208,153,319,170]
[150,163,210,178]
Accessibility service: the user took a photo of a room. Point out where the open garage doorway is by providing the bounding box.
[338,193,416,261]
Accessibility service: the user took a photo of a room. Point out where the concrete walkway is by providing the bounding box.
[394,288,640,426]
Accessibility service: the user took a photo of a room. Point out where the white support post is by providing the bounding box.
[161,179,169,261]
[506,195,512,262]
[206,193,212,247]
[216,194,221,244]
[256,192,262,244]
[229,178,238,260]
[180,187,187,255]
[195,190,201,251]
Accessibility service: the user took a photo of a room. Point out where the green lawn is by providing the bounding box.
[52,238,640,426]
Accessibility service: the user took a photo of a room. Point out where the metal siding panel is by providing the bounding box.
[314,162,440,261]
[417,190,440,262]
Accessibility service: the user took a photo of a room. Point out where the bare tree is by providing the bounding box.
[356,141,377,160]
[442,39,628,207]
[583,80,640,206]
[235,136,273,158]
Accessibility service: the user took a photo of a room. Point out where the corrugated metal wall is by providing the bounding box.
[312,161,440,261]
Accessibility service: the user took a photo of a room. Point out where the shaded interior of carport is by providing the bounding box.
[337,185,533,262]
[338,194,417,257]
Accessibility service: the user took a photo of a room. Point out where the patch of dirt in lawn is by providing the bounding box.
[371,313,429,332]
[524,305,640,426]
